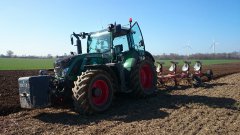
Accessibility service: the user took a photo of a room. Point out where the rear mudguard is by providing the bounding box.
[145,51,155,62]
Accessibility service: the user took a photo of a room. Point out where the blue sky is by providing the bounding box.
[0,0,240,56]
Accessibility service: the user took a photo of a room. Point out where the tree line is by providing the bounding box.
[154,52,240,60]
[1,50,240,60]
[0,50,54,59]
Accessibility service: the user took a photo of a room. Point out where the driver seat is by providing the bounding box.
[114,44,123,55]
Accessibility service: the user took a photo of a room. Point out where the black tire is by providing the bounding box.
[192,75,202,87]
[72,69,114,114]
[130,59,157,97]
[206,69,213,81]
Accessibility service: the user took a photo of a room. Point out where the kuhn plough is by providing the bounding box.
[156,61,213,87]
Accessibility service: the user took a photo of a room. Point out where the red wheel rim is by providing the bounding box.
[140,64,153,89]
[91,80,109,106]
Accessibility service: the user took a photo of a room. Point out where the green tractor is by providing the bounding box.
[18,19,157,114]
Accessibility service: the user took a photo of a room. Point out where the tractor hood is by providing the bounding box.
[54,55,77,78]
[54,55,76,69]
[54,53,111,78]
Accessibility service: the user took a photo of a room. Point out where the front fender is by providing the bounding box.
[122,50,139,71]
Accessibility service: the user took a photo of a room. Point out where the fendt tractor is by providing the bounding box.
[18,19,157,114]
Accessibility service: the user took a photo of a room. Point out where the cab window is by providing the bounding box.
[113,35,129,52]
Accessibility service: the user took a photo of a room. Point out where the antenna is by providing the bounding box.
[100,21,104,29]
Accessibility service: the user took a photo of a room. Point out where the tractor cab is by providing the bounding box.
[71,21,146,62]
[67,20,150,81]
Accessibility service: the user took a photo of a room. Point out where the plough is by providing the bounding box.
[156,61,213,87]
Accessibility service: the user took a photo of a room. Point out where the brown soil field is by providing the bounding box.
[0,63,240,134]
[0,70,38,116]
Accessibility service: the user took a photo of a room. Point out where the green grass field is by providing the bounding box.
[0,58,239,70]
[0,58,55,70]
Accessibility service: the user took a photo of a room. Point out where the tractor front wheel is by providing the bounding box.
[72,70,114,114]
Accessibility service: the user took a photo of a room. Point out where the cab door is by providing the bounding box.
[130,22,145,56]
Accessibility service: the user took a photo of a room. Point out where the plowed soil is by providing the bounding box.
[0,70,38,116]
[0,63,240,134]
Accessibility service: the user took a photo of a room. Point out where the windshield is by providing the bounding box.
[87,31,111,53]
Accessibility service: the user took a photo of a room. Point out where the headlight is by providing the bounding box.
[62,68,69,77]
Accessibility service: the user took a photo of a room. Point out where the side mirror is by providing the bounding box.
[71,37,74,45]
[139,40,144,46]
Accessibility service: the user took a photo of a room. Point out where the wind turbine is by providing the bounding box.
[183,41,192,56]
[210,40,219,54]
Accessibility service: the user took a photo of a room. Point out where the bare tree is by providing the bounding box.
[6,50,14,57]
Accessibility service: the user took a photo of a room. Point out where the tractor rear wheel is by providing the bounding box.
[130,59,157,97]
[72,70,114,114]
